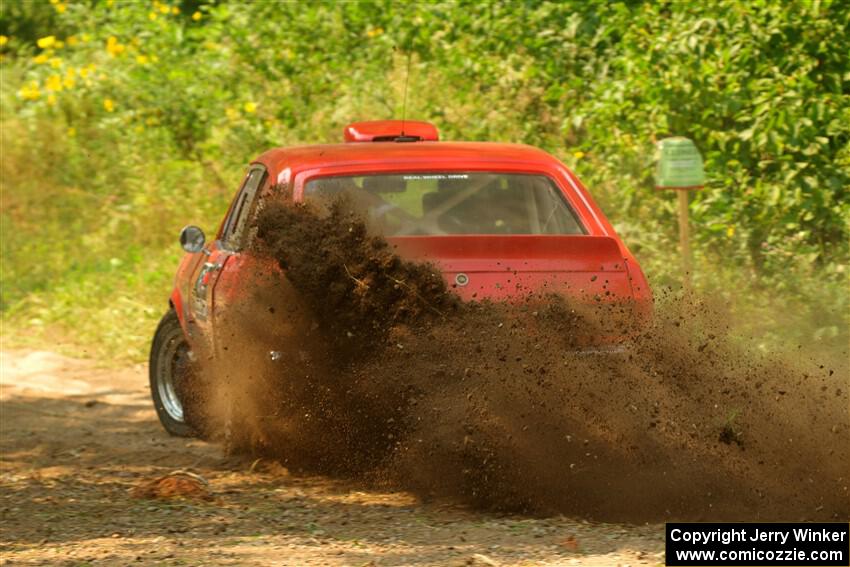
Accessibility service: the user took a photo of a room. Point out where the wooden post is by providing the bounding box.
[656,137,704,289]
[677,190,691,285]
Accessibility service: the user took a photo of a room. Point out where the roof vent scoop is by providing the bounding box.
[343,120,439,143]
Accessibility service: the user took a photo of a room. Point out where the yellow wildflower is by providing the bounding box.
[54,40,64,49]
[136,54,150,65]
[106,0,114,6]
[145,117,159,126]
[19,81,41,100]
[47,94,57,106]
[103,98,115,112]
[45,75,63,92]
[49,0,59,4]
[172,6,180,14]
[106,36,125,57]
[49,57,62,68]
[573,151,585,159]
[726,226,735,238]
[192,11,202,21]
[33,54,49,65]
[37,36,56,49]
[243,101,257,114]
[0,36,9,47]
[67,127,77,137]
[63,75,76,89]
[67,35,78,46]
[149,11,157,20]
[54,3,66,13]
[81,33,91,43]
[159,4,169,14]
[366,27,384,38]
[134,125,145,133]
[225,107,239,120]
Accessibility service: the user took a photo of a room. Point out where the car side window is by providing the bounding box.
[221,167,267,251]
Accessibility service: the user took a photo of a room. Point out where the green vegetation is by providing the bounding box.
[1,0,848,362]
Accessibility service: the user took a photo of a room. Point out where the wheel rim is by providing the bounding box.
[156,327,191,423]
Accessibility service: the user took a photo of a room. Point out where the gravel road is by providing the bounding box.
[0,350,665,566]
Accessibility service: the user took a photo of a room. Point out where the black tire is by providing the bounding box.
[149,309,198,437]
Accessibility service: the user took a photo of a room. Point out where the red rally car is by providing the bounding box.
[150,120,652,436]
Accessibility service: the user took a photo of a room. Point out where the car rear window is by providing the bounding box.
[304,172,586,236]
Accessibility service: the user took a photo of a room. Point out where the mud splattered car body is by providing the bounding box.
[176,120,651,321]
[151,120,651,436]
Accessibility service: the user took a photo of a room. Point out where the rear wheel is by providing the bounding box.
[149,309,198,437]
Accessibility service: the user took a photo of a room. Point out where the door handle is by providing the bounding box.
[200,262,222,285]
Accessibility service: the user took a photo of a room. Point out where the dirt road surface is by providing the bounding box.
[1,349,665,566]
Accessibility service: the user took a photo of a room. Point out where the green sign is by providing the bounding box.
[655,137,706,189]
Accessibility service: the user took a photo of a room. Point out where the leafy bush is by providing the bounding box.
[1,0,847,361]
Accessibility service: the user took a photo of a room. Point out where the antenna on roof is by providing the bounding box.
[400,51,411,136]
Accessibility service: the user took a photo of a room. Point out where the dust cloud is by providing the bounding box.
[192,198,850,523]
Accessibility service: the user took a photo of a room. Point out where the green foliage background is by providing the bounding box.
[1,0,848,362]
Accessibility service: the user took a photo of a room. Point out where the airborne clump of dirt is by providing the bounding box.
[200,197,850,523]
[254,198,457,359]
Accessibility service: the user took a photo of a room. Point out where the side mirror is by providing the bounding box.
[179,225,207,254]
